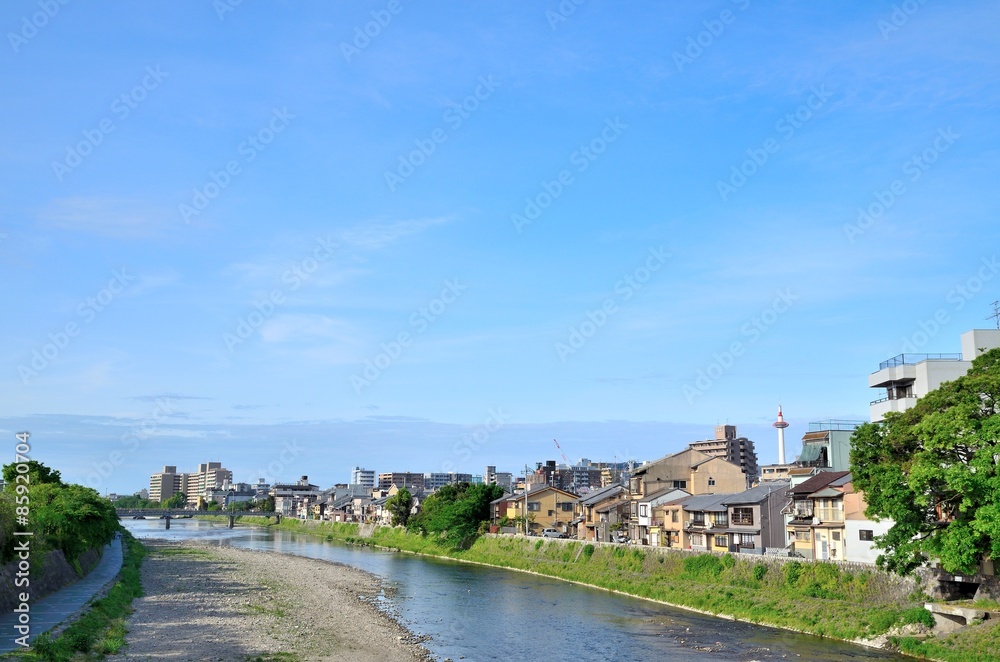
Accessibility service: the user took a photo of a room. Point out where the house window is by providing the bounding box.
[673,480,687,489]
[739,533,755,549]
[732,508,753,525]
[639,504,648,517]
[795,530,811,541]
[859,529,874,541]
[712,512,728,527]
[527,501,540,512]
[708,477,716,486]
[560,502,574,512]
[671,510,678,523]
[692,512,705,525]
[691,533,704,546]
[714,535,728,548]
[832,531,841,541]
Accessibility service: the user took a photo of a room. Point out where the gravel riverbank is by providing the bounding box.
[108,540,432,661]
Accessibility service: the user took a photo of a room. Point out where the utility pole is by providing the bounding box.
[987,301,1000,330]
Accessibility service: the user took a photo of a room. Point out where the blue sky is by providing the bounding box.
[2,1,998,495]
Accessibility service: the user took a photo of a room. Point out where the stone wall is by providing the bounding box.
[0,546,103,614]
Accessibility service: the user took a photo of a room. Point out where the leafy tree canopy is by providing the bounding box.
[851,347,1000,575]
[386,487,413,527]
[3,460,63,490]
[162,492,187,509]
[409,482,505,548]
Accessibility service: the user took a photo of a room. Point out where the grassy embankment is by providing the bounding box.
[9,530,146,661]
[208,516,932,644]
[892,600,1000,662]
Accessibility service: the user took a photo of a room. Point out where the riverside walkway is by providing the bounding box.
[0,537,123,654]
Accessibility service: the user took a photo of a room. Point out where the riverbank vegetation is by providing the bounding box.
[15,530,146,661]
[0,461,118,567]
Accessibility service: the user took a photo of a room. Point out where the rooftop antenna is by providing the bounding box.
[987,301,1000,330]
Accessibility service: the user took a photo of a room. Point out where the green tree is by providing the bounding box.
[31,483,118,563]
[408,482,505,548]
[3,460,62,491]
[162,492,187,509]
[851,347,1000,575]
[386,487,413,527]
[112,494,157,509]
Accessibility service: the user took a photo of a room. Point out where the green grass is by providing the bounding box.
[895,619,1000,661]
[13,530,146,661]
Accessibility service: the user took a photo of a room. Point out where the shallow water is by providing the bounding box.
[123,518,905,661]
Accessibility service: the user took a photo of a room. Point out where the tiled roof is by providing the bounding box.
[787,471,851,496]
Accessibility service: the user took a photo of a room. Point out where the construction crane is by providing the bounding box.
[553,438,570,466]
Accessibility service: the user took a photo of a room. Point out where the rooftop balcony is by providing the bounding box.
[878,353,962,370]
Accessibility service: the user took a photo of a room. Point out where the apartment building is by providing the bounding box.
[377,472,425,491]
[688,425,759,484]
[149,465,182,502]
[868,328,1000,422]
[350,467,375,488]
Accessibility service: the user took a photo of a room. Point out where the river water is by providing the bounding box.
[122,518,905,661]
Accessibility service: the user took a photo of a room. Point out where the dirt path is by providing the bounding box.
[108,541,432,661]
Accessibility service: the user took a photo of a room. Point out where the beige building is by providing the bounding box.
[628,448,746,542]
[688,425,759,483]
[149,465,182,503]
[505,485,579,535]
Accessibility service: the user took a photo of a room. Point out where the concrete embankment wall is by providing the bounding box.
[0,547,102,614]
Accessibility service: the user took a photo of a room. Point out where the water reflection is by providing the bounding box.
[124,519,904,661]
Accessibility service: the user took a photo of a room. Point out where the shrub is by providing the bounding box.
[582,544,595,559]
[752,563,767,582]
[785,561,802,587]
[683,553,725,580]
[720,553,736,570]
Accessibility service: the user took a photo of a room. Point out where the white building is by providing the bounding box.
[350,467,375,488]
[869,328,1000,422]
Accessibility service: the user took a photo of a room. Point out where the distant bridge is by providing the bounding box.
[115,508,282,529]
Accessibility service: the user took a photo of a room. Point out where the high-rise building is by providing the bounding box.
[185,462,233,506]
[688,425,759,483]
[149,465,182,503]
[377,472,425,491]
[423,472,473,490]
[350,467,376,488]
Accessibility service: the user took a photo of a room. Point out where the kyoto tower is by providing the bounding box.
[773,405,789,465]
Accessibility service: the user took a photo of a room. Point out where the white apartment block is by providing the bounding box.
[869,328,1000,422]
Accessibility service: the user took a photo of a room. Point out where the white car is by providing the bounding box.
[541,528,567,538]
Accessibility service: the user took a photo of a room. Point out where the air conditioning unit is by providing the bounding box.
[812,517,820,525]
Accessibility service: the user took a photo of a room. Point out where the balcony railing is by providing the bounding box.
[815,508,844,522]
[878,353,962,370]
[731,514,754,526]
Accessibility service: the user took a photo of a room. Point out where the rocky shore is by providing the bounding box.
[108,540,432,661]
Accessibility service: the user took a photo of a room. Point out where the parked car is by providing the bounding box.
[541,528,567,538]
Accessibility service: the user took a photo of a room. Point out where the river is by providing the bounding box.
[122,518,905,661]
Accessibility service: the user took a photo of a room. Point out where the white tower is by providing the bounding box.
[772,405,789,465]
